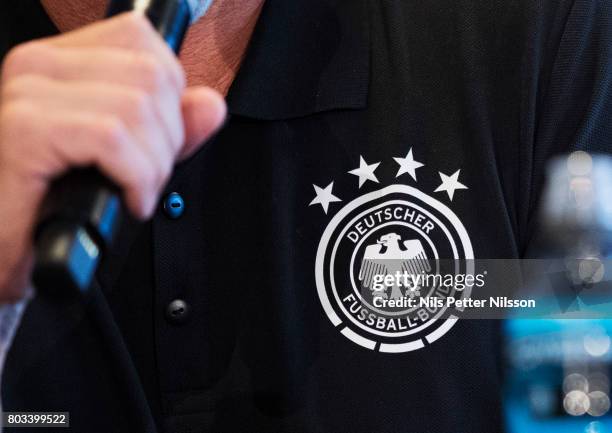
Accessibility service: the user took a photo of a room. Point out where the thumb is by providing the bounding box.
[179,86,227,160]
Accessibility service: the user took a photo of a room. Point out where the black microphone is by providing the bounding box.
[32,0,214,297]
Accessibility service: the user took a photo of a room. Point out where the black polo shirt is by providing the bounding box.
[3,1,612,432]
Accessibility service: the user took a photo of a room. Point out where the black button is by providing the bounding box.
[165,299,190,324]
[163,192,185,219]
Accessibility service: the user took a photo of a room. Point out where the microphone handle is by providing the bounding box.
[32,0,192,296]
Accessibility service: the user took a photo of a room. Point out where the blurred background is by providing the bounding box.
[504,151,612,433]
[505,319,612,433]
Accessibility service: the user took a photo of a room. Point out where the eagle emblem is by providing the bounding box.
[358,233,431,300]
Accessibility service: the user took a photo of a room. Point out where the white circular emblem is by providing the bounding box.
[315,184,473,352]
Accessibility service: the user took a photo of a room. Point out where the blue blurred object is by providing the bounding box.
[505,152,612,433]
[505,320,612,433]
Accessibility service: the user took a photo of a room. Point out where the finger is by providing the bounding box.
[0,171,39,302]
[179,86,227,160]
[0,253,33,302]
[52,112,158,218]
[46,12,183,89]
[8,104,162,218]
[2,45,184,95]
[3,75,184,161]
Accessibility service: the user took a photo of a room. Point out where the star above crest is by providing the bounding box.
[348,156,381,188]
[309,182,342,214]
[434,169,468,201]
[393,148,424,181]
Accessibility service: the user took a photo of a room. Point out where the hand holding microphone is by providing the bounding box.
[0,6,225,302]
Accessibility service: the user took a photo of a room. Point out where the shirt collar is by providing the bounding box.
[226,0,370,120]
